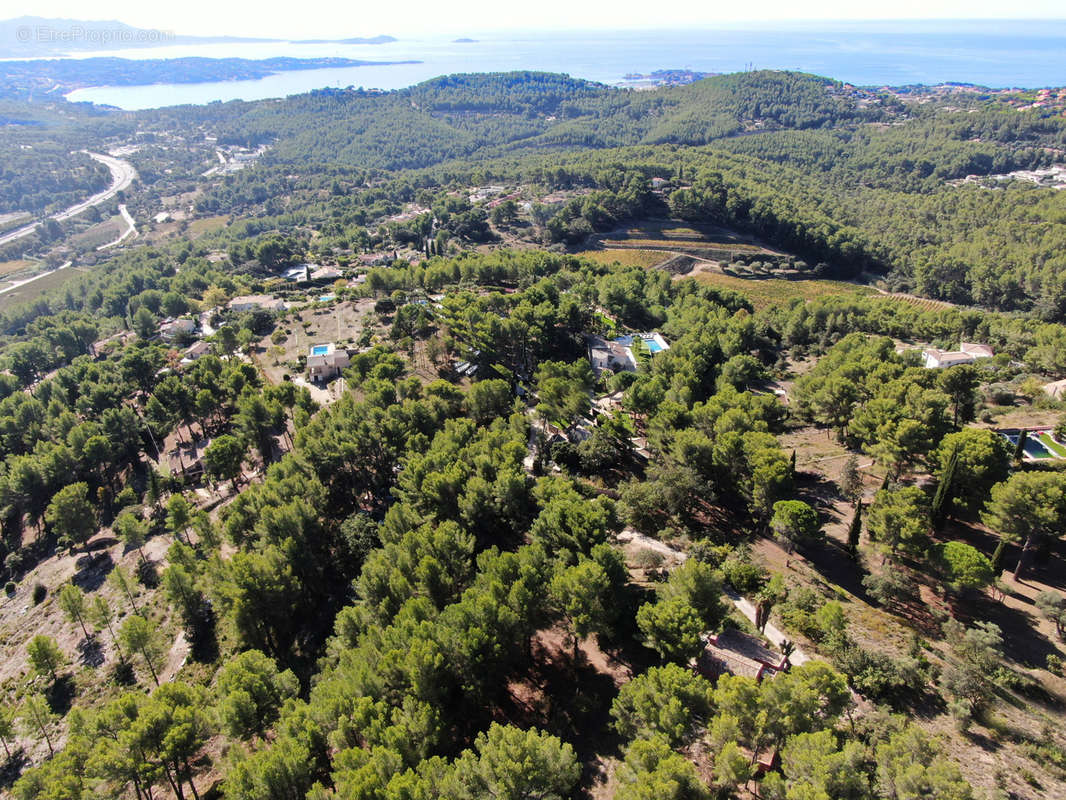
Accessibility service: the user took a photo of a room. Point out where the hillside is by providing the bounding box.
[0,68,1065,800]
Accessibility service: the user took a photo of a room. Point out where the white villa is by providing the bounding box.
[922,342,994,369]
[588,332,670,373]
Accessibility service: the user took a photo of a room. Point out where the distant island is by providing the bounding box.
[0,16,397,57]
[453,38,478,43]
[0,56,421,100]
[619,69,715,87]
[294,35,397,45]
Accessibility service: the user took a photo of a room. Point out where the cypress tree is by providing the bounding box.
[931,446,958,531]
[990,537,1007,576]
[847,501,863,556]
[880,472,891,492]
[1014,429,1028,462]
[790,449,797,479]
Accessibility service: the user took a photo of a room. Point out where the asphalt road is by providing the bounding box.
[0,151,137,248]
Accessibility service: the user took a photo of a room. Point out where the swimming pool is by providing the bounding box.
[1001,432,1055,459]
[311,345,330,356]
[645,338,664,353]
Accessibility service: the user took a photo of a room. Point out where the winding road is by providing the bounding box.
[0,151,137,248]
[96,204,138,251]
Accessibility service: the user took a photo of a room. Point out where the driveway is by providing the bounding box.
[616,528,811,664]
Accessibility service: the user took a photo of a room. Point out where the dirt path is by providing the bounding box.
[615,529,811,664]
[96,204,138,251]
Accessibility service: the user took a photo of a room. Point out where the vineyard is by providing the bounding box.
[881,292,959,312]
[689,270,875,310]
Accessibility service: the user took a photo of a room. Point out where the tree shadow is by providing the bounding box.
[941,516,1066,592]
[0,749,28,790]
[498,630,633,795]
[109,660,137,686]
[72,551,113,592]
[962,728,1003,753]
[187,603,219,664]
[77,635,105,668]
[956,591,1059,671]
[135,558,159,589]
[46,674,75,715]
[796,535,870,600]
[888,683,948,721]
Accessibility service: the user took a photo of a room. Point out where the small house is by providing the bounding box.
[695,629,789,682]
[228,295,285,313]
[307,343,350,382]
[166,439,208,482]
[158,317,196,341]
[310,266,343,282]
[180,340,212,366]
[588,332,670,373]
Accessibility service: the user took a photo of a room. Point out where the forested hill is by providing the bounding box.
[194,70,894,167]
[147,68,1066,314]
[9,68,1066,312]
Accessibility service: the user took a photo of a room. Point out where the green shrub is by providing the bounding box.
[32,583,46,604]
[633,549,664,569]
[721,558,766,594]
[4,581,15,595]
[688,541,732,567]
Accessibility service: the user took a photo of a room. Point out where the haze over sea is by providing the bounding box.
[62,20,1066,109]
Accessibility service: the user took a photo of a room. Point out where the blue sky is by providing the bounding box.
[10,0,1066,38]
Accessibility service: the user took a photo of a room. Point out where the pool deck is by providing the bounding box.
[998,428,1066,461]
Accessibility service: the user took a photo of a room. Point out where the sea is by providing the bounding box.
[59,20,1066,110]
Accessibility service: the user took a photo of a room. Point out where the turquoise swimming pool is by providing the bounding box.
[311,345,330,356]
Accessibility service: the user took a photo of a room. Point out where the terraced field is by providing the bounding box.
[591,219,785,262]
[577,248,676,268]
[690,270,876,310]
[882,292,958,312]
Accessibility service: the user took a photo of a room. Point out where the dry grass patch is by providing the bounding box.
[576,248,674,268]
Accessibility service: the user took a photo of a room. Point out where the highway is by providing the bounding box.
[0,151,137,248]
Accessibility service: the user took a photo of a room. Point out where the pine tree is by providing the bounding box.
[847,501,863,555]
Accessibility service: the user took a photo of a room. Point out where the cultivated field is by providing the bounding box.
[69,215,128,250]
[186,215,229,238]
[0,259,37,278]
[689,270,875,309]
[0,267,85,313]
[577,248,674,269]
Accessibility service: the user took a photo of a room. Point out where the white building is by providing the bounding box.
[310,266,343,282]
[158,317,196,341]
[587,332,670,373]
[922,341,994,369]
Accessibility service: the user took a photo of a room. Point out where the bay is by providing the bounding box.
[62,20,1066,109]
